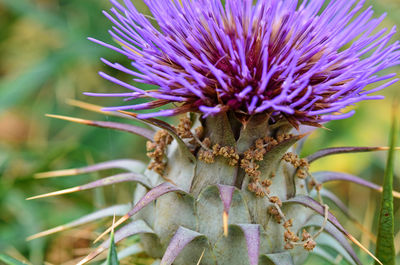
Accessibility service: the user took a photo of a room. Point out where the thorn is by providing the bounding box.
[377,187,400,199]
[111,213,116,233]
[118,110,138,118]
[196,248,206,265]
[26,187,80,200]
[66,99,107,114]
[93,214,129,244]
[34,169,79,179]
[76,246,106,265]
[347,234,382,265]
[45,114,93,125]
[376,147,400,151]
[393,190,400,199]
[27,225,66,241]
[223,211,229,237]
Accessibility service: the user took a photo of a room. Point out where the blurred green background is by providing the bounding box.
[0,0,399,264]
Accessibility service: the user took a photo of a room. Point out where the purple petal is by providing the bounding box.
[86,0,400,124]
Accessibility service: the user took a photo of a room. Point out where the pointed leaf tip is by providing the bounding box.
[106,218,119,265]
[118,110,196,162]
[375,106,397,265]
[95,182,184,243]
[27,172,152,200]
[236,224,260,265]
[27,204,130,241]
[305,215,362,265]
[217,185,235,213]
[35,159,146,179]
[319,189,376,243]
[261,252,294,265]
[307,146,400,163]
[80,220,153,264]
[313,171,400,199]
[160,227,205,265]
[46,113,155,140]
[286,196,382,265]
[217,185,235,237]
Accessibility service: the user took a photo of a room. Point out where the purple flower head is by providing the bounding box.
[88,0,400,126]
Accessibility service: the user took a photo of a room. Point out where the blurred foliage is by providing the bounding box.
[0,0,399,264]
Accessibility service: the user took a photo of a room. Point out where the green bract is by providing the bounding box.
[28,109,399,264]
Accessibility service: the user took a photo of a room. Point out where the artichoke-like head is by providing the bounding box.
[135,113,317,265]
[27,0,400,264]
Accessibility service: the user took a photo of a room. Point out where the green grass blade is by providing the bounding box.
[0,254,29,265]
[106,229,120,265]
[375,106,398,265]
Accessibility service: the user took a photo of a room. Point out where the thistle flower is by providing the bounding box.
[87,0,400,126]
[28,1,400,265]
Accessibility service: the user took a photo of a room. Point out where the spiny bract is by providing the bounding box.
[28,0,400,265]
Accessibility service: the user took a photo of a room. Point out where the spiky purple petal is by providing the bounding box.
[88,0,400,125]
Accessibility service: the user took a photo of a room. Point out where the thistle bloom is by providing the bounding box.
[87,0,400,126]
[29,1,400,264]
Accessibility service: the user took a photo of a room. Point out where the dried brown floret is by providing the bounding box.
[212,143,221,155]
[296,169,307,179]
[283,219,293,229]
[194,126,204,139]
[176,116,193,139]
[303,239,316,251]
[248,178,268,197]
[301,229,311,241]
[146,130,173,176]
[284,229,299,242]
[242,159,261,178]
[282,152,310,179]
[284,242,294,250]
[308,179,317,189]
[269,196,282,207]
[198,149,215,164]
[261,179,272,187]
[202,137,211,148]
[253,147,266,161]
[255,138,264,149]
[268,206,282,223]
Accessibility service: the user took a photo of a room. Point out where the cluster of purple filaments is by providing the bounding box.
[87,0,400,125]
